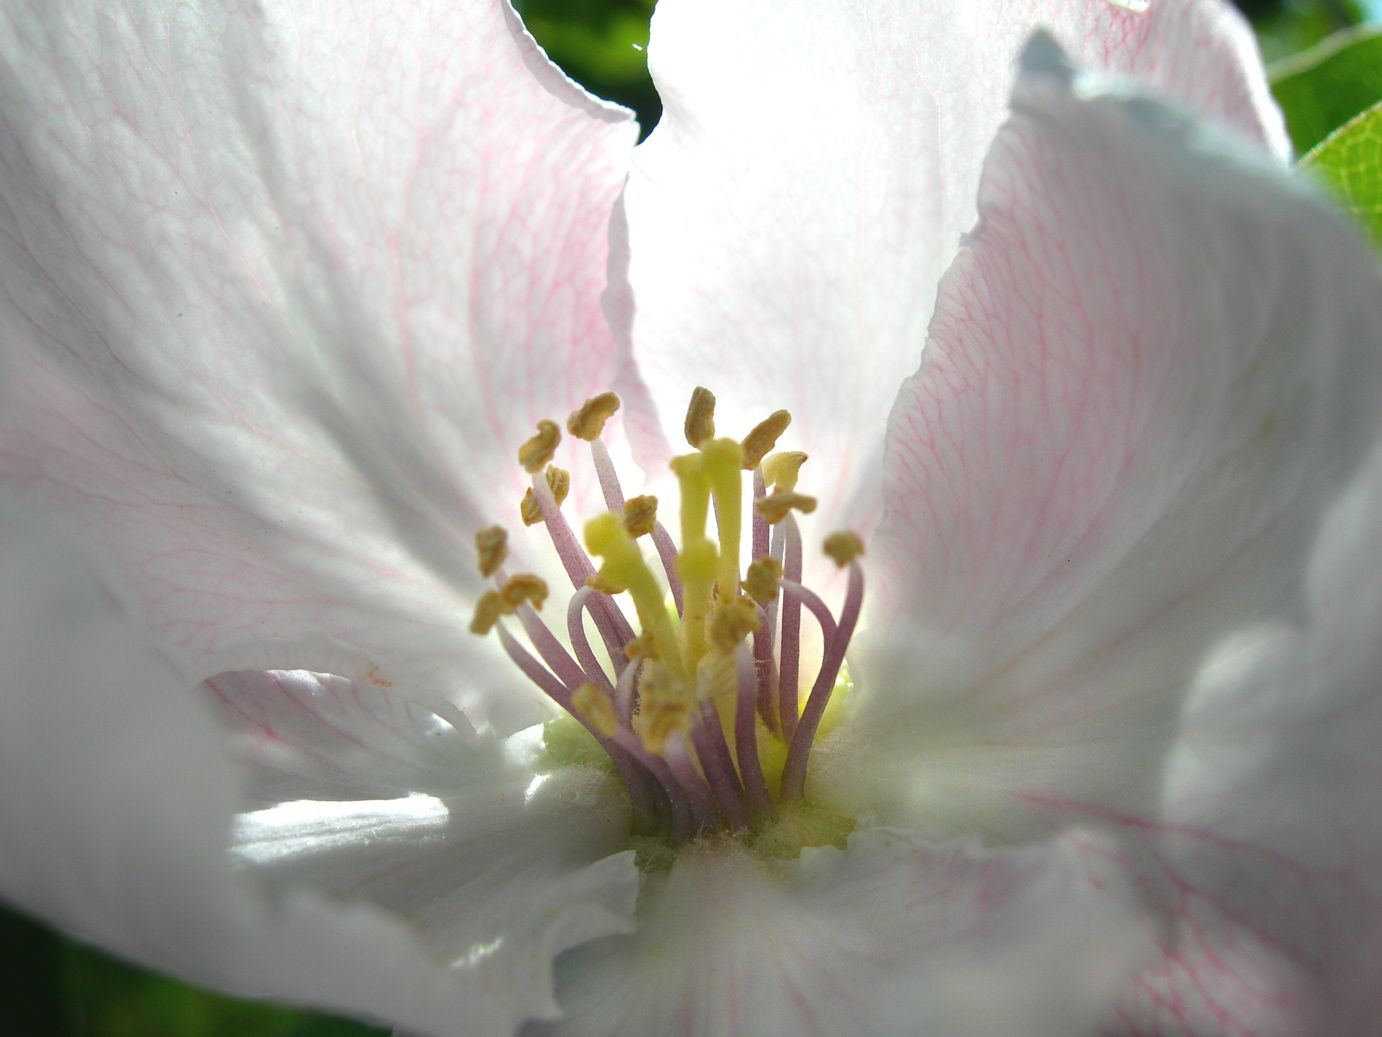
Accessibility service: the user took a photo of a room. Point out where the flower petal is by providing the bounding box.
[0,494,596,1036]
[0,1,634,732]
[833,38,1382,1030]
[539,827,1151,1037]
[616,0,1282,538]
[208,667,639,1027]
[845,34,1382,825]
[1099,440,1382,1035]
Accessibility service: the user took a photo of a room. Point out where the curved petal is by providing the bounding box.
[616,0,1282,541]
[539,827,1151,1037]
[0,0,635,733]
[834,36,1382,841]
[0,493,636,1036]
[1098,440,1382,1035]
[209,667,639,1028]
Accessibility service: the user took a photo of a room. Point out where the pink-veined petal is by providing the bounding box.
[615,0,1282,543]
[539,827,1151,1037]
[1095,439,1382,1035]
[0,0,635,733]
[0,494,637,1037]
[825,36,1382,1031]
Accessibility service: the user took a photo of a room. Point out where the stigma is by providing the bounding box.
[470,388,864,845]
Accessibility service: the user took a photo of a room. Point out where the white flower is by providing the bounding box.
[1,1,1380,1036]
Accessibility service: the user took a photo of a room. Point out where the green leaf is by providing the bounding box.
[1270,25,1382,155]
[1302,101,1382,247]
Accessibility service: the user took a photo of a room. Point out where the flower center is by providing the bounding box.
[470,388,864,849]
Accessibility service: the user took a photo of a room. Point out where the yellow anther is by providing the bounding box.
[520,488,543,527]
[624,631,660,661]
[741,410,792,470]
[567,391,621,441]
[573,682,620,739]
[469,590,508,635]
[637,699,693,755]
[585,512,686,680]
[518,466,569,527]
[709,596,761,652]
[744,556,783,605]
[623,494,658,538]
[586,570,627,595]
[684,386,716,447]
[700,438,745,601]
[500,573,548,612]
[823,531,866,568]
[545,464,570,507]
[761,450,808,491]
[474,525,508,579]
[518,419,561,474]
[756,488,818,525]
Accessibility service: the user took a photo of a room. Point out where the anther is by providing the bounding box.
[761,450,808,490]
[469,590,507,635]
[625,631,660,661]
[501,573,549,612]
[823,531,865,567]
[474,525,508,578]
[623,495,658,538]
[684,386,716,447]
[637,699,693,754]
[741,410,792,470]
[755,488,818,525]
[518,419,561,473]
[520,489,543,527]
[519,466,569,526]
[573,682,620,738]
[709,596,761,652]
[567,392,621,441]
[545,465,570,507]
[744,556,783,605]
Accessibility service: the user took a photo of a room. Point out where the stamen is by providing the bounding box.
[531,470,636,657]
[623,495,659,538]
[573,682,620,739]
[519,466,569,526]
[762,450,808,491]
[780,559,864,802]
[567,392,621,441]
[823,530,865,567]
[778,514,804,741]
[741,410,791,470]
[519,420,561,473]
[474,525,508,578]
[663,732,719,833]
[567,587,615,692]
[756,488,818,525]
[684,386,716,447]
[751,468,770,566]
[484,387,866,847]
[734,644,775,821]
[520,489,543,527]
[709,596,760,652]
[470,590,506,635]
[500,573,548,612]
[690,701,749,830]
[545,465,570,507]
[744,556,783,605]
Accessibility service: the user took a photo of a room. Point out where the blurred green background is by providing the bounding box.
[4,0,1380,1033]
